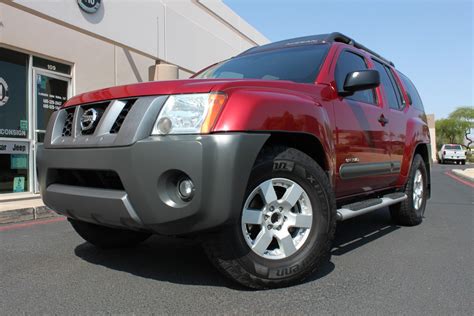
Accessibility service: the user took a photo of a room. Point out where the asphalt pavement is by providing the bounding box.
[1,163,472,315]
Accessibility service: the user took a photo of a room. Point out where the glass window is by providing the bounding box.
[0,140,29,193]
[0,47,29,139]
[397,71,424,111]
[384,65,405,108]
[335,51,375,104]
[194,44,330,83]
[373,60,400,109]
[36,74,69,133]
[444,145,462,150]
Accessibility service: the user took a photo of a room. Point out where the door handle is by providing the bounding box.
[378,114,389,126]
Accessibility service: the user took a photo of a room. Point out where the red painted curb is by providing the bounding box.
[444,172,474,188]
[0,217,66,232]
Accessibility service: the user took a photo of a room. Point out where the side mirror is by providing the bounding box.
[339,70,380,96]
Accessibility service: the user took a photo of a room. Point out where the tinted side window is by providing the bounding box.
[397,71,424,111]
[335,51,375,104]
[384,65,405,108]
[373,60,400,109]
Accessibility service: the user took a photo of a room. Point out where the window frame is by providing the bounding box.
[335,49,378,106]
[396,70,425,112]
[371,57,405,111]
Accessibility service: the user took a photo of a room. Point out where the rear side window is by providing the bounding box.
[397,71,424,111]
[444,145,462,150]
[335,51,376,104]
[373,60,400,109]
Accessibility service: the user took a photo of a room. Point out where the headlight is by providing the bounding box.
[152,92,227,135]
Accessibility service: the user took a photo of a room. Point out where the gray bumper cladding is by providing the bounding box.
[37,133,269,235]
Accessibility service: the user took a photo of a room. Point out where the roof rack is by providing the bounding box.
[326,32,395,67]
[239,32,394,67]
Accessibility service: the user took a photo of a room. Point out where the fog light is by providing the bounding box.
[177,178,195,201]
[156,117,172,135]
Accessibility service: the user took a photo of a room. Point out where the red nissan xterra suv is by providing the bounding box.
[38,33,431,289]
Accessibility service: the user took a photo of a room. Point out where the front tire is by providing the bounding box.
[390,154,428,226]
[203,146,336,289]
[69,219,151,249]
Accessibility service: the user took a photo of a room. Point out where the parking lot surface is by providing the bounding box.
[1,164,472,315]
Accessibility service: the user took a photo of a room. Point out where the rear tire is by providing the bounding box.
[202,146,336,289]
[461,160,466,165]
[390,154,428,226]
[69,219,151,249]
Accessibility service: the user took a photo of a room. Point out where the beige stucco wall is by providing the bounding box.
[0,3,157,95]
[6,0,268,72]
[426,114,437,161]
[0,0,267,95]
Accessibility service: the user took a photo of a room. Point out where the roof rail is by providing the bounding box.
[238,32,395,67]
[325,32,395,67]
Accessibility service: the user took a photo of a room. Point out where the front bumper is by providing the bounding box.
[37,133,269,235]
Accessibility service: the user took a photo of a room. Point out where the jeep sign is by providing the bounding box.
[77,0,101,14]
[0,140,29,155]
[0,77,9,107]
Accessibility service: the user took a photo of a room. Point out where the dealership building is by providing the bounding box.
[0,0,267,196]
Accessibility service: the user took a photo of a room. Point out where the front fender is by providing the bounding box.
[213,87,336,173]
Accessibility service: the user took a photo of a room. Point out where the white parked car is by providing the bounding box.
[438,144,466,165]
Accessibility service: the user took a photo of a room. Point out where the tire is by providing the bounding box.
[202,146,336,289]
[69,218,151,249]
[390,154,428,226]
[461,160,466,165]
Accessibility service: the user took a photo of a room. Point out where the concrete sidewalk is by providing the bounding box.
[451,168,474,182]
[0,194,58,224]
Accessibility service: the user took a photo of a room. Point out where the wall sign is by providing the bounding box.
[77,0,101,14]
[0,47,29,139]
[0,140,29,155]
[13,177,26,193]
[33,57,71,75]
[11,154,28,170]
[0,77,9,107]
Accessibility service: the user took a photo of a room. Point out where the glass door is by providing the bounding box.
[32,69,71,192]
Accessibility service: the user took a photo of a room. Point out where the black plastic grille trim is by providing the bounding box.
[51,169,124,190]
[61,109,75,137]
[110,99,137,134]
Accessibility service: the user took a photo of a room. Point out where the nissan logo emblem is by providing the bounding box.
[80,108,99,131]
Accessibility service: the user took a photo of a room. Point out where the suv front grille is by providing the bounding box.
[80,102,109,135]
[62,109,75,136]
[51,169,124,190]
[60,99,137,137]
[110,99,137,134]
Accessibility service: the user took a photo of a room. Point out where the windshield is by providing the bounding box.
[194,44,329,84]
[445,145,462,150]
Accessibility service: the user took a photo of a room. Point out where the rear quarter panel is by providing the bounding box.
[395,110,430,186]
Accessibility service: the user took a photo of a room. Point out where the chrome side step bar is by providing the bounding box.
[336,192,407,221]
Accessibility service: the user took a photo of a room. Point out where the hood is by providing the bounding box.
[63,78,302,107]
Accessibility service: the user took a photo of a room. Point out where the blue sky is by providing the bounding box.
[225,0,473,119]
